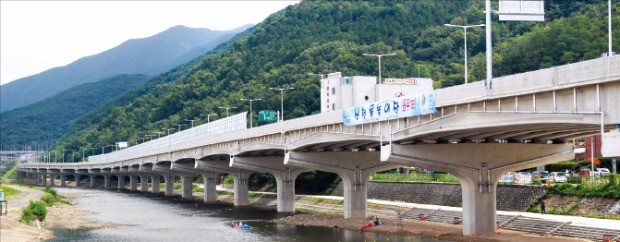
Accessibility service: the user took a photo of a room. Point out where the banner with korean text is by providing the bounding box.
[342,91,437,126]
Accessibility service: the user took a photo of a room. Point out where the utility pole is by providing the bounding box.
[363,53,396,101]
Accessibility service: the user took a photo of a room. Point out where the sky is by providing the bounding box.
[0,1,299,85]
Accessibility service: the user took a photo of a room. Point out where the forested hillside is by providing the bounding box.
[0,74,148,147]
[54,0,618,162]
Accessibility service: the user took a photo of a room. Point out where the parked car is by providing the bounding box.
[549,172,568,183]
[595,168,611,176]
[532,171,549,181]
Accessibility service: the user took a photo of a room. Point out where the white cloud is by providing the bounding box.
[0,1,298,84]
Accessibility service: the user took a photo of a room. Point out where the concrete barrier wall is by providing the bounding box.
[331,181,547,211]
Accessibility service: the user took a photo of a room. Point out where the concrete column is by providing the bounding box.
[117,175,125,190]
[202,172,217,202]
[164,174,174,196]
[274,172,296,213]
[130,175,138,191]
[42,174,48,186]
[104,175,111,189]
[181,174,193,199]
[340,171,367,218]
[232,171,251,206]
[613,159,617,174]
[60,174,66,187]
[456,171,498,236]
[140,174,148,192]
[89,175,96,188]
[75,174,81,187]
[49,175,56,186]
[151,175,161,194]
[37,174,44,186]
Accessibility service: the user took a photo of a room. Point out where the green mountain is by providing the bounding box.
[0,25,252,112]
[0,74,149,147]
[54,0,618,161]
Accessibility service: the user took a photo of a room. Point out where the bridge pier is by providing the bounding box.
[60,174,66,187]
[117,174,125,190]
[39,174,46,186]
[130,175,138,191]
[75,174,81,187]
[163,174,174,196]
[232,171,251,206]
[49,175,55,187]
[274,172,297,213]
[89,175,96,188]
[181,174,193,199]
[202,172,217,202]
[104,175,111,189]
[382,143,574,235]
[140,174,148,192]
[287,149,399,218]
[151,174,161,194]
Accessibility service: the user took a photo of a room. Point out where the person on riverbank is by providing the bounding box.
[540,199,546,215]
[374,217,381,226]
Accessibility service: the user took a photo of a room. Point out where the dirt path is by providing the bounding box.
[0,184,52,242]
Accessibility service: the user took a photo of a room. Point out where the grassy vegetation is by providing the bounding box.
[1,164,16,179]
[216,190,233,195]
[193,187,204,192]
[370,173,459,184]
[0,184,21,197]
[20,187,68,223]
[549,182,620,199]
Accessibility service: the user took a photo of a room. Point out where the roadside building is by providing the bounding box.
[320,72,433,113]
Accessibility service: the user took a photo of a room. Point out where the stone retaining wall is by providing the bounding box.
[331,181,547,211]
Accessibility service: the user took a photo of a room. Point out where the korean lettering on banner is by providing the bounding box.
[342,91,437,126]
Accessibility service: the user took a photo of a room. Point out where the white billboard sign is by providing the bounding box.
[602,129,620,157]
[342,91,436,126]
[499,0,545,22]
[116,142,128,148]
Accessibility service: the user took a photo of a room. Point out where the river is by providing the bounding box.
[49,188,444,242]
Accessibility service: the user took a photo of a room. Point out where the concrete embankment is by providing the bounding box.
[331,181,546,211]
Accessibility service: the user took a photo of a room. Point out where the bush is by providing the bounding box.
[0,184,21,197]
[221,175,234,185]
[21,201,47,223]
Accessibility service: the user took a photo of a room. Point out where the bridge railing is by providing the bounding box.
[437,56,620,107]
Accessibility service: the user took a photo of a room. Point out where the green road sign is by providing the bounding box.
[258,110,277,123]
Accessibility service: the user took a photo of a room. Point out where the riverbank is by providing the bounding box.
[0,185,111,242]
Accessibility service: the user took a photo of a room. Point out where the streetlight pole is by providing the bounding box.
[609,0,613,56]
[218,106,236,117]
[445,23,485,84]
[167,128,175,154]
[270,87,294,121]
[185,119,195,128]
[240,98,262,128]
[485,0,493,89]
[363,53,396,101]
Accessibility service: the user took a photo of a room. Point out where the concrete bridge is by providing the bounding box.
[18,56,620,236]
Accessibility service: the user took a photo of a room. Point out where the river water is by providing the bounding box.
[50,188,444,242]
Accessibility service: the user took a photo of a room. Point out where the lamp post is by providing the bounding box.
[185,119,195,128]
[363,53,396,101]
[444,23,485,84]
[218,106,236,117]
[155,131,164,138]
[270,87,294,121]
[240,98,262,128]
[167,128,175,154]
